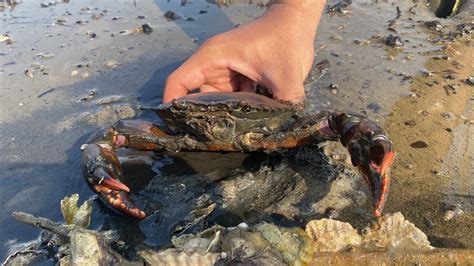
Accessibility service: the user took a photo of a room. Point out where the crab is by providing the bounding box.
[82,92,395,219]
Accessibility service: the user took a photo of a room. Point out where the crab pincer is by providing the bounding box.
[330,113,395,217]
[82,143,146,219]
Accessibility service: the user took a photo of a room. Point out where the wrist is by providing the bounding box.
[266,0,326,39]
[269,0,327,17]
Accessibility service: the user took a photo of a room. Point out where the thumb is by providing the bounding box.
[269,81,306,103]
[162,63,205,103]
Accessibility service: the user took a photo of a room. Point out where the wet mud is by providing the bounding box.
[1,0,473,263]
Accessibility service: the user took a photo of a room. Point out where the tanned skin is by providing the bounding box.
[163,0,327,103]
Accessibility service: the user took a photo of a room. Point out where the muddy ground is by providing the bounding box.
[0,0,473,262]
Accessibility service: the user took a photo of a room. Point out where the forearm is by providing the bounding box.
[266,0,326,40]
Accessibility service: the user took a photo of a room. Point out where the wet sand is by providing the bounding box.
[0,0,473,261]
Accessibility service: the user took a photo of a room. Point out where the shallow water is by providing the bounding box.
[0,0,472,261]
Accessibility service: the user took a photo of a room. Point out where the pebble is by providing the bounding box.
[40,2,55,8]
[237,223,249,230]
[410,140,428,149]
[71,70,79,77]
[137,15,146,19]
[420,68,432,77]
[444,74,458,79]
[441,203,464,221]
[0,34,13,44]
[24,69,34,78]
[441,112,454,119]
[466,77,474,85]
[424,20,443,32]
[386,34,404,47]
[404,119,416,127]
[329,83,339,94]
[141,24,153,34]
[405,55,415,61]
[104,60,120,69]
[164,10,179,21]
[432,55,450,60]
[36,52,55,59]
[367,102,382,113]
[354,39,371,45]
[444,84,460,95]
[86,31,97,39]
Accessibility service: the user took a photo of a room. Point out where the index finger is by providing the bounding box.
[162,62,206,103]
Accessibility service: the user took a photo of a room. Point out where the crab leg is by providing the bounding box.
[239,111,395,217]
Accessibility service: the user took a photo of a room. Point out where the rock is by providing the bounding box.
[104,60,120,69]
[386,34,404,47]
[420,68,432,77]
[36,53,54,59]
[256,223,313,265]
[141,23,153,34]
[424,20,443,32]
[444,74,458,79]
[410,140,428,148]
[60,194,92,228]
[86,31,97,39]
[0,34,13,44]
[444,84,460,95]
[140,249,221,266]
[441,203,464,221]
[305,219,362,252]
[404,119,416,127]
[164,10,180,21]
[362,212,433,251]
[329,83,339,94]
[215,165,299,217]
[367,102,382,113]
[466,77,474,85]
[326,0,352,14]
[311,170,367,215]
[68,228,122,265]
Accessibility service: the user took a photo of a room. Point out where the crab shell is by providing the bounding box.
[153,92,300,142]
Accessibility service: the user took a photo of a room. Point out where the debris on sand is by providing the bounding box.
[0,34,13,45]
[326,0,352,14]
[386,34,404,47]
[104,60,120,69]
[164,10,180,21]
[119,23,153,35]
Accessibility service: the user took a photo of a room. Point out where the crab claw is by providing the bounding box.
[83,144,146,219]
[331,113,395,217]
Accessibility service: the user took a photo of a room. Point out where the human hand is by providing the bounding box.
[163,1,326,103]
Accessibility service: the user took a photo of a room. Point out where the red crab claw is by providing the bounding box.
[331,113,395,217]
[82,144,146,219]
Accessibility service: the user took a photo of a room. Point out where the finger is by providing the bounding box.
[200,84,225,93]
[270,82,306,102]
[200,81,235,93]
[200,74,243,93]
[163,62,206,103]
